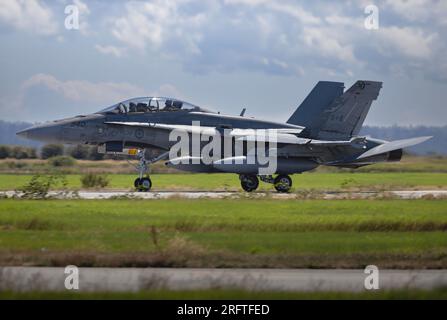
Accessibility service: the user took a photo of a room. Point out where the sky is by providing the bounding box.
[0,0,446,126]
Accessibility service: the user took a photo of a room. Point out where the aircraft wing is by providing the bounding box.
[105,122,305,142]
[356,136,432,160]
[104,122,217,135]
[106,121,374,146]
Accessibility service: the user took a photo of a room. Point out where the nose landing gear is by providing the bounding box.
[134,150,151,192]
[132,149,169,192]
[134,176,152,192]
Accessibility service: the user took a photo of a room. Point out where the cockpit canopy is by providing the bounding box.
[98,97,213,114]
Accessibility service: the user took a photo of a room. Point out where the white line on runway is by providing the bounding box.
[0,267,446,292]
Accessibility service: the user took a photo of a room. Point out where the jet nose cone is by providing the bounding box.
[16,125,60,143]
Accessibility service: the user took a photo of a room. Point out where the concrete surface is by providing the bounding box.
[0,267,446,292]
[1,190,447,199]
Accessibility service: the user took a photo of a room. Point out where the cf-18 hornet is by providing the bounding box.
[17,80,431,193]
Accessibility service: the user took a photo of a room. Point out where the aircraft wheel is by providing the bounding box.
[274,175,292,193]
[134,178,141,189]
[135,177,152,192]
[240,175,259,192]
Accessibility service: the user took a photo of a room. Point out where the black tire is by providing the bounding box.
[134,178,141,189]
[139,177,152,192]
[274,175,292,193]
[240,175,259,192]
[134,177,152,192]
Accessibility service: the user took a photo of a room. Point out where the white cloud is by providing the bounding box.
[111,0,208,53]
[267,2,321,25]
[22,73,145,104]
[108,0,353,75]
[377,26,437,59]
[73,0,90,35]
[0,74,186,120]
[2,1,445,83]
[225,0,321,24]
[74,0,90,15]
[20,74,185,104]
[301,27,359,64]
[0,0,58,35]
[112,3,163,50]
[151,83,185,99]
[384,0,447,25]
[95,44,126,58]
[105,0,446,78]
[325,14,361,27]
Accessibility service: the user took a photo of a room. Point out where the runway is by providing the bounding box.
[0,267,446,292]
[1,190,447,199]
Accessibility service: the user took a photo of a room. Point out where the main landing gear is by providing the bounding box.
[239,174,293,193]
[273,175,293,193]
[132,149,169,192]
[239,174,260,192]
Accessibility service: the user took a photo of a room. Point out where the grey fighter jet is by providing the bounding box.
[17,80,432,193]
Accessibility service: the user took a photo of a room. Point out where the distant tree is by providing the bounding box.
[41,144,64,159]
[0,145,11,159]
[12,146,29,159]
[27,147,37,159]
[68,145,90,159]
[0,145,37,159]
[87,146,104,160]
[48,156,76,167]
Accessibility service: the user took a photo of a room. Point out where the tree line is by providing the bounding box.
[0,144,104,160]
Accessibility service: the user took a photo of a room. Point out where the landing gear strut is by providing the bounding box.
[132,149,169,192]
[134,150,151,192]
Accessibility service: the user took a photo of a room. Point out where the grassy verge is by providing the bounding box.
[1,288,447,300]
[0,199,446,268]
[2,156,447,175]
[1,172,447,191]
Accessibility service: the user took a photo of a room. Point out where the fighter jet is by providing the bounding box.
[17,80,431,193]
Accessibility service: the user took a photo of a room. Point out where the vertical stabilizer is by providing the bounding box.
[287,81,344,131]
[316,81,382,140]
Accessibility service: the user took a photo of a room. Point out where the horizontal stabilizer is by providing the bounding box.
[356,136,432,160]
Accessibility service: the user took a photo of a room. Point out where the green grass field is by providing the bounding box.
[1,288,447,300]
[1,172,447,191]
[2,155,447,174]
[1,157,446,299]
[0,199,446,268]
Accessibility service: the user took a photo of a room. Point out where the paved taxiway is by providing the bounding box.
[1,190,447,199]
[1,268,446,292]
